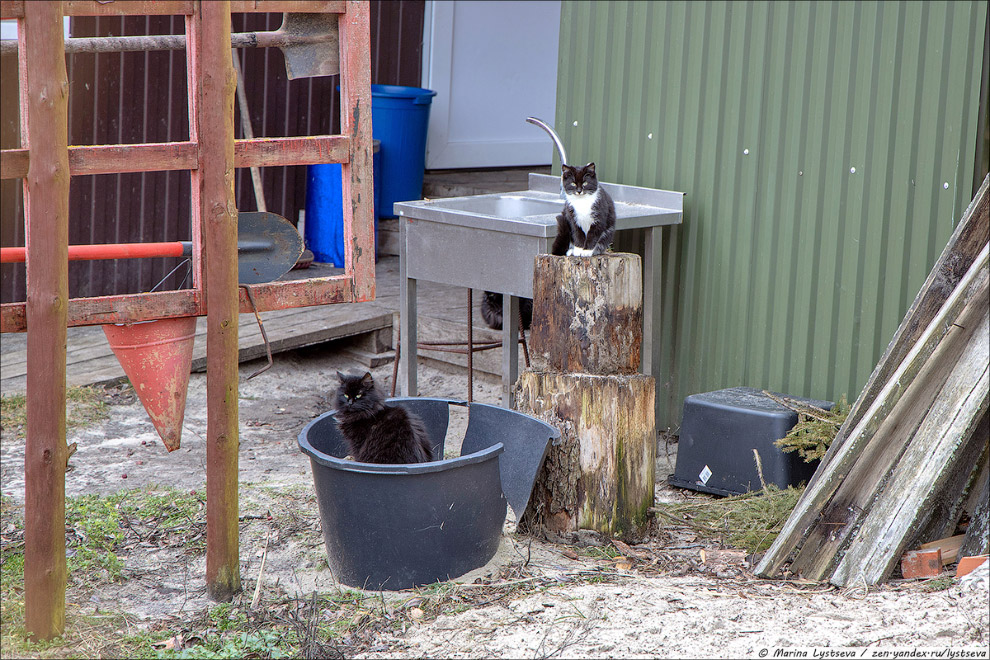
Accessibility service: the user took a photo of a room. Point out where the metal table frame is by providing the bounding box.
[396,173,683,407]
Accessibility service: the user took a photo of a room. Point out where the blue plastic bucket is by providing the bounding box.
[372,84,437,218]
[304,141,381,266]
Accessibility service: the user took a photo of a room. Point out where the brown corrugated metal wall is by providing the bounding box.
[0,2,424,304]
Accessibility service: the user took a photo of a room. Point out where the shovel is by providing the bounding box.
[0,211,305,286]
[0,13,339,79]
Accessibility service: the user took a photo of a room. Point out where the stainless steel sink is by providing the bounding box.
[396,174,683,237]
[421,194,563,219]
[397,190,561,237]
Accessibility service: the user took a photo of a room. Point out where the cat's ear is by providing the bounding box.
[360,371,374,388]
[336,370,346,381]
[585,162,596,173]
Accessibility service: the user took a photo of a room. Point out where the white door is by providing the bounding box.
[422,0,561,169]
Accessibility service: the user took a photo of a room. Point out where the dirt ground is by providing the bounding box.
[1,342,988,658]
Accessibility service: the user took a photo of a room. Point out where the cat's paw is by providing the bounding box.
[565,246,575,257]
[571,246,595,257]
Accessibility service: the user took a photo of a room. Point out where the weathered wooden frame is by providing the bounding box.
[0,1,375,332]
[0,0,374,639]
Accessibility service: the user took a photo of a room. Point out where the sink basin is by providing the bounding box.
[398,190,563,237]
[396,174,683,238]
[426,194,563,220]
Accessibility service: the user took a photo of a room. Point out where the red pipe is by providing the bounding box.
[1,242,188,263]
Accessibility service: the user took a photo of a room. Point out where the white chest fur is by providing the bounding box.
[566,189,600,234]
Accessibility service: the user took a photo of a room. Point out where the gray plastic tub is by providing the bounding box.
[298,398,558,590]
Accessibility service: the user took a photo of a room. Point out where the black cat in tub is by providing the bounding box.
[298,373,559,591]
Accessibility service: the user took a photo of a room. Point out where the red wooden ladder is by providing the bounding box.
[0,0,375,639]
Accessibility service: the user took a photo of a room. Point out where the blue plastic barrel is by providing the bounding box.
[304,141,381,266]
[372,84,437,218]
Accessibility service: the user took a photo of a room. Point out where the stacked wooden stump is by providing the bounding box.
[515,253,656,538]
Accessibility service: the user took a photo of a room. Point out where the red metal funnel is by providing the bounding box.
[102,317,197,451]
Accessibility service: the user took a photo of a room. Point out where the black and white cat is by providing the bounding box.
[333,371,434,464]
[551,162,616,257]
[481,163,613,330]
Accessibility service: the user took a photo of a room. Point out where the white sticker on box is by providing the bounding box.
[699,465,713,485]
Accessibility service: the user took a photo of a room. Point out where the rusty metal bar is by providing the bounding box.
[418,340,501,348]
[197,0,241,601]
[467,289,473,403]
[418,344,502,355]
[518,312,530,368]
[20,0,69,641]
[240,285,274,379]
[1,136,350,180]
[0,29,332,56]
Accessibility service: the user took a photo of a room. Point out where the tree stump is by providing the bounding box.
[516,371,655,536]
[516,253,656,538]
[529,254,643,374]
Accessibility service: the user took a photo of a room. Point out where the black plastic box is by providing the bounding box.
[668,387,833,496]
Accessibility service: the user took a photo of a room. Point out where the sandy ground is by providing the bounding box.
[1,342,988,658]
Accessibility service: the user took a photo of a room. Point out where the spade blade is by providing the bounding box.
[236,211,304,285]
[277,13,339,80]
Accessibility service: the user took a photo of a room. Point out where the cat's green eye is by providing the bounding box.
[355,393,362,399]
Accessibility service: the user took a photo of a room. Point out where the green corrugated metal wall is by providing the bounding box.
[554,0,988,429]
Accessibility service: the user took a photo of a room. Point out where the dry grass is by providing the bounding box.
[0,385,111,440]
[653,485,805,554]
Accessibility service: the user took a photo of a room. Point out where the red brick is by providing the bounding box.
[901,549,943,578]
[955,555,988,578]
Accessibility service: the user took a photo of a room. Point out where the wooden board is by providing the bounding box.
[0,304,393,392]
[795,280,989,581]
[757,245,990,580]
[812,175,989,485]
[960,458,990,560]
[828,311,988,586]
[920,534,967,565]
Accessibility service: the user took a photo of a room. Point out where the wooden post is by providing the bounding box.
[516,254,655,538]
[198,0,241,601]
[20,0,70,640]
[338,0,375,300]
